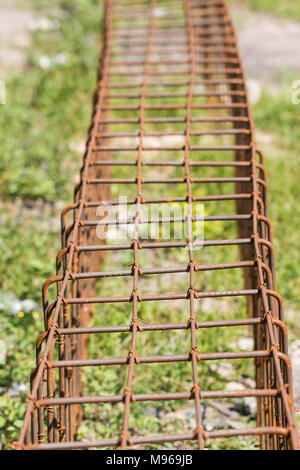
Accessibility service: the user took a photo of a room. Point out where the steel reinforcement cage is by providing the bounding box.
[14,0,299,450]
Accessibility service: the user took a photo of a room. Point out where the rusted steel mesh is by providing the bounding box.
[14,0,299,450]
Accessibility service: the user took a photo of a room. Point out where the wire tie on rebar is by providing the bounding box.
[10,441,38,451]
[10,442,25,450]
[38,431,45,443]
[190,346,200,361]
[123,387,136,403]
[128,349,140,364]
[131,318,143,332]
[193,425,209,441]
[185,237,195,249]
[135,193,145,204]
[57,336,65,346]
[137,317,155,327]
[255,254,263,263]
[258,282,265,290]
[50,321,63,339]
[191,384,203,398]
[278,384,289,393]
[187,316,198,329]
[42,393,55,413]
[16,5,300,449]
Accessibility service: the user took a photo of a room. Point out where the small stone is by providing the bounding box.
[238,337,254,351]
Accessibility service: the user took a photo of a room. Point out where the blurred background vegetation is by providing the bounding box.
[0,0,299,449]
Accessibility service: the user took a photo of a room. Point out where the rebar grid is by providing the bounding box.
[14,0,299,450]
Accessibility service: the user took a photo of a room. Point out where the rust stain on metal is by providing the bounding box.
[13,0,299,450]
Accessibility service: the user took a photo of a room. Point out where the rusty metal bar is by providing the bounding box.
[14,0,299,450]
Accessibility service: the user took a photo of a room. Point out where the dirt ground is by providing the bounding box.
[231,4,300,83]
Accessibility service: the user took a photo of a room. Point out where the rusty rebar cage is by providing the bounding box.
[14,0,299,450]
